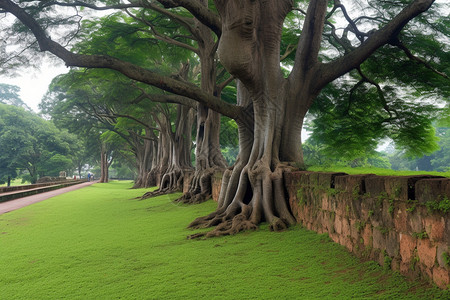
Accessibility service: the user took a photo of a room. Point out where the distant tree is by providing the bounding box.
[0,83,31,110]
[388,127,449,172]
[0,103,77,183]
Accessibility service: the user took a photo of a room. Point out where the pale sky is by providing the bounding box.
[0,57,68,113]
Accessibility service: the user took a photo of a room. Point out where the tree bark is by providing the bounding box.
[141,104,195,198]
[99,143,111,183]
[176,6,228,204]
[133,128,156,188]
[188,0,312,237]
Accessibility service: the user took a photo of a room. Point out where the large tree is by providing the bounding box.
[0,103,77,183]
[1,0,447,236]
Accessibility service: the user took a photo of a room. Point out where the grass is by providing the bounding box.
[307,166,450,178]
[0,178,30,187]
[0,181,448,299]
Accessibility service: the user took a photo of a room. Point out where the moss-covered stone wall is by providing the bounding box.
[284,171,450,289]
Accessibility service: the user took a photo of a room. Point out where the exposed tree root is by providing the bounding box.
[187,163,297,239]
[140,168,188,199]
[174,167,220,204]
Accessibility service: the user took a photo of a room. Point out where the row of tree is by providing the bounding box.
[0,0,448,237]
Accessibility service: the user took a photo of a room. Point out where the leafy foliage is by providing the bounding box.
[0,83,30,110]
[0,103,78,183]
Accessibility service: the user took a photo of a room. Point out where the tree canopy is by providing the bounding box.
[0,103,78,183]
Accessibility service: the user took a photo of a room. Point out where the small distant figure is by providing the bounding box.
[91,174,94,181]
[74,175,76,180]
[87,173,91,182]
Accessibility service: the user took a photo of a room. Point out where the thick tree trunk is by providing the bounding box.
[133,129,156,188]
[176,4,228,204]
[189,0,312,238]
[141,104,195,198]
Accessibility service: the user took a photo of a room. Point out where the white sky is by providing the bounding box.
[0,57,68,112]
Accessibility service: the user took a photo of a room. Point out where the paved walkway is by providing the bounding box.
[0,181,98,215]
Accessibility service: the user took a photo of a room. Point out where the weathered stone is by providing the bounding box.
[445,218,450,245]
[394,202,408,233]
[363,224,372,247]
[373,227,387,251]
[335,174,374,195]
[381,201,394,228]
[334,215,343,235]
[424,215,445,242]
[342,217,351,239]
[415,178,449,205]
[407,208,424,234]
[436,243,450,269]
[433,267,450,289]
[417,238,436,269]
[285,171,449,290]
[399,233,416,264]
[386,231,400,258]
[350,219,360,241]
[384,177,410,201]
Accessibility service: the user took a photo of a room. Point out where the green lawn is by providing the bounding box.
[307,166,450,178]
[0,178,30,187]
[0,181,448,299]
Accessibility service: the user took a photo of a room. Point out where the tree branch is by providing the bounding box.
[390,37,449,79]
[0,0,241,121]
[289,0,328,83]
[314,0,436,92]
[156,0,221,37]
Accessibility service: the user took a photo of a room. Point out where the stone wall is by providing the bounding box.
[284,171,450,289]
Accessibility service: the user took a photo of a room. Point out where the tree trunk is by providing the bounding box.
[133,129,156,188]
[99,143,109,183]
[141,104,195,198]
[188,0,312,237]
[176,3,228,204]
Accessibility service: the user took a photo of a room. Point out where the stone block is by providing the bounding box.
[436,243,450,269]
[433,267,450,289]
[415,178,449,205]
[316,172,347,189]
[373,227,386,251]
[394,202,408,233]
[381,201,394,228]
[341,217,351,238]
[424,215,445,242]
[417,238,436,269]
[446,218,450,245]
[335,215,343,235]
[335,174,374,195]
[350,219,360,241]
[399,233,416,264]
[386,231,400,258]
[407,208,424,234]
[363,224,372,247]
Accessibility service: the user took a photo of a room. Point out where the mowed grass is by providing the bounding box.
[0,178,30,187]
[307,166,450,178]
[0,181,448,299]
